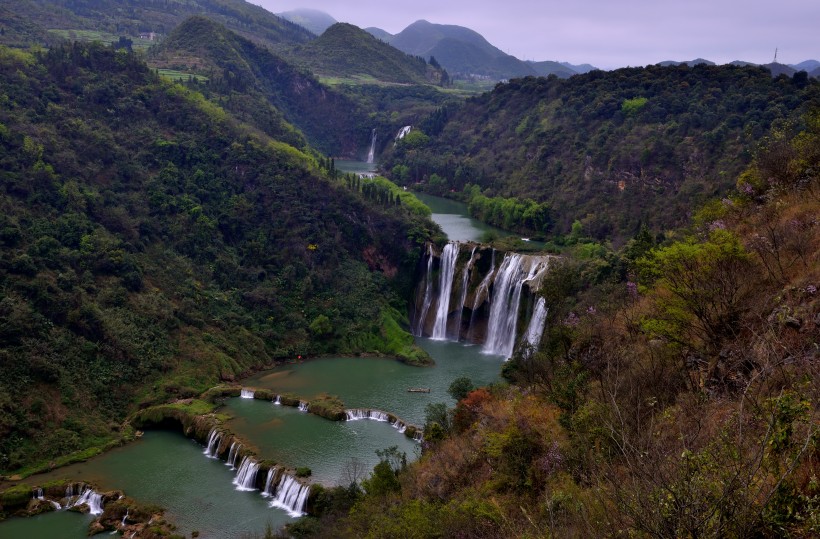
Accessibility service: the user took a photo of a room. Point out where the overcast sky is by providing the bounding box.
[254,1,818,69]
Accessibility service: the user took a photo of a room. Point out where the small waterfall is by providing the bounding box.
[483,254,549,358]
[121,509,129,527]
[71,487,104,515]
[414,245,435,336]
[34,487,44,499]
[233,456,260,491]
[522,297,549,351]
[274,395,281,405]
[240,389,255,399]
[366,128,377,164]
[468,249,496,341]
[391,419,407,433]
[412,431,424,443]
[262,468,277,497]
[226,442,241,469]
[395,125,412,140]
[431,242,459,340]
[66,484,74,499]
[346,409,389,421]
[453,245,478,339]
[204,428,222,458]
[269,474,310,517]
[298,401,309,412]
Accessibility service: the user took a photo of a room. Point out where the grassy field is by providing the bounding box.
[156,68,209,83]
[48,29,156,51]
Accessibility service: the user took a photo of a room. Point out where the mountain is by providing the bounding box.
[1,0,314,51]
[658,58,715,67]
[561,61,596,74]
[284,23,448,86]
[277,8,337,36]
[383,19,536,79]
[526,60,578,78]
[764,62,797,77]
[0,42,434,472]
[812,67,820,78]
[791,59,820,71]
[364,27,395,42]
[383,64,820,241]
[150,17,368,156]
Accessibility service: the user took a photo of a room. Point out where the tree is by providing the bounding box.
[447,376,474,402]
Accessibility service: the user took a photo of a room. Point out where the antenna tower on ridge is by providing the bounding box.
[773,47,778,63]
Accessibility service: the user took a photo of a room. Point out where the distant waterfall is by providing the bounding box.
[395,125,412,140]
[233,456,260,491]
[431,242,459,340]
[366,129,377,164]
[414,245,435,336]
[453,245,478,338]
[483,254,550,358]
[226,442,241,469]
[412,431,424,443]
[522,297,548,351]
[70,487,104,515]
[346,409,389,422]
[240,389,255,399]
[468,249,496,341]
[269,474,310,517]
[274,395,281,405]
[391,419,407,433]
[204,428,222,458]
[298,401,309,412]
[262,468,277,497]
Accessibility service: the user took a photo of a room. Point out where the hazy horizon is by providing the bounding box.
[255,1,818,70]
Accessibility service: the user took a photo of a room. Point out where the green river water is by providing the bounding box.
[0,188,508,538]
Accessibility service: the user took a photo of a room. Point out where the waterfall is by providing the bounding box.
[204,428,222,458]
[274,395,281,405]
[483,254,550,358]
[262,468,277,497]
[522,297,549,351]
[431,242,459,340]
[298,401,309,412]
[414,245,435,336]
[366,128,377,164]
[395,125,412,140]
[34,488,44,499]
[346,409,389,422]
[71,487,104,515]
[233,456,260,491]
[412,431,424,443]
[468,249,496,341]
[226,442,240,469]
[391,419,407,433]
[269,474,310,517]
[121,509,129,527]
[240,389,255,399]
[453,245,478,339]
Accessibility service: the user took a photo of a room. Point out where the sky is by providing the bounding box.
[254,1,818,69]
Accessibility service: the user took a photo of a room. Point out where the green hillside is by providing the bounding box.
[149,16,372,157]
[0,0,314,51]
[0,43,434,473]
[384,64,820,242]
[284,23,448,86]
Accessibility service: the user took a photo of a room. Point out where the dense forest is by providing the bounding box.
[0,43,435,473]
[295,112,820,539]
[383,65,820,242]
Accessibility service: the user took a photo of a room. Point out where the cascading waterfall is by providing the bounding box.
[204,428,222,458]
[453,245,478,339]
[240,389,255,399]
[34,487,43,499]
[298,401,309,412]
[391,419,407,433]
[366,129,377,164]
[274,395,281,405]
[71,487,104,515]
[395,125,412,140]
[412,431,424,443]
[414,244,435,336]
[262,468,277,497]
[521,297,549,351]
[269,474,310,517]
[431,242,459,340]
[468,249,496,341]
[483,254,549,358]
[226,442,240,469]
[346,409,389,422]
[233,456,260,491]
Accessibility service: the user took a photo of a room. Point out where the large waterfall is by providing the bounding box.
[414,242,550,358]
[366,129,377,164]
[233,456,260,491]
[269,474,310,517]
[431,242,459,340]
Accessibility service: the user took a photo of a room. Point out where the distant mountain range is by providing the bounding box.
[277,8,337,35]
[659,58,819,78]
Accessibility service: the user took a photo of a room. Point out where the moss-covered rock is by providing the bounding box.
[307,394,346,421]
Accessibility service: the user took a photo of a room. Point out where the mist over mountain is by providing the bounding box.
[277,8,338,35]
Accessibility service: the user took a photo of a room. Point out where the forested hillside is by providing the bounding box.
[149,16,369,157]
[0,43,434,473]
[1,0,313,50]
[296,112,820,539]
[384,64,820,242]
